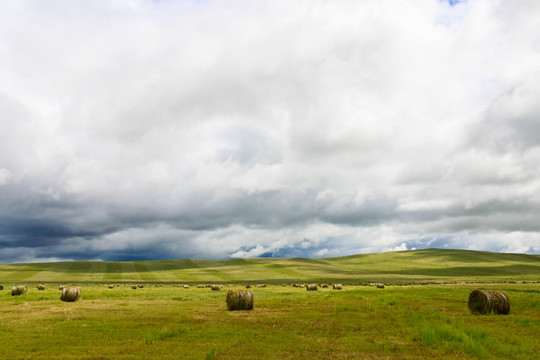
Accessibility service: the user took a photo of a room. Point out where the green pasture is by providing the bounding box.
[0,283,539,359]
[1,249,539,359]
[1,249,539,284]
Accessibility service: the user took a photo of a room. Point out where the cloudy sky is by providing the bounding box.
[1,0,540,263]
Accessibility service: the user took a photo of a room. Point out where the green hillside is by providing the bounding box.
[1,248,539,284]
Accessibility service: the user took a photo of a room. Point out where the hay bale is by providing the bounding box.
[246,284,251,289]
[108,285,114,289]
[306,284,318,291]
[321,284,328,288]
[131,285,138,289]
[468,289,510,315]
[333,284,342,290]
[197,284,205,288]
[137,284,144,288]
[60,287,81,302]
[377,283,385,289]
[11,285,27,296]
[211,285,222,291]
[0,285,3,290]
[226,290,254,311]
[37,284,46,290]
[183,285,190,289]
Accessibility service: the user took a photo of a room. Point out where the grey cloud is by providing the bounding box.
[1,0,540,263]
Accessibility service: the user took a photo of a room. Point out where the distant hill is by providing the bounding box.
[1,249,539,284]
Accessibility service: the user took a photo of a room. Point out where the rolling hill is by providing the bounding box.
[0,248,539,284]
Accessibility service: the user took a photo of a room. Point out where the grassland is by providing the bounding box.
[0,249,539,359]
[1,249,539,284]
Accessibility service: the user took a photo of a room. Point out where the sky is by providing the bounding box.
[1,0,540,263]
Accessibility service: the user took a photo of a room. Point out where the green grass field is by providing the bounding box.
[1,249,539,284]
[1,249,539,359]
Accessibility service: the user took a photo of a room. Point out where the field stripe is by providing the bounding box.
[134,262,159,281]
[121,262,142,282]
[103,262,124,282]
[0,263,48,281]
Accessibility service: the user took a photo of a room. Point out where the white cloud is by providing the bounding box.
[1,0,540,262]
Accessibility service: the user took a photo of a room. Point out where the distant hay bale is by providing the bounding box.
[333,284,342,290]
[321,284,328,288]
[246,284,251,289]
[377,284,385,289]
[256,284,266,288]
[197,284,205,288]
[11,285,27,296]
[60,287,81,302]
[0,285,4,290]
[137,284,144,288]
[226,290,254,311]
[37,284,46,290]
[108,285,114,289]
[183,285,190,289]
[211,285,222,291]
[306,284,318,291]
[131,285,138,290]
[468,289,510,315]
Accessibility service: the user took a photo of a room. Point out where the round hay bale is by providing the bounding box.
[245,284,251,289]
[183,285,190,289]
[197,284,205,288]
[131,285,138,290]
[211,284,222,291]
[306,284,318,291]
[60,287,81,302]
[11,285,27,296]
[137,284,144,288]
[37,284,46,290]
[468,289,510,315]
[0,285,4,290]
[332,284,342,290]
[377,283,385,289]
[108,285,114,289]
[226,290,254,311]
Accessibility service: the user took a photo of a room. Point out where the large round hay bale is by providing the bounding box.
[377,283,385,289]
[131,285,138,290]
[108,285,114,289]
[245,284,251,289]
[60,287,81,302]
[37,284,46,290]
[468,289,510,315]
[332,284,342,290]
[0,285,3,290]
[11,285,27,296]
[197,284,205,288]
[306,284,318,291]
[226,290,254,311]
[211,285,222,291]
[183,285,190,289]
